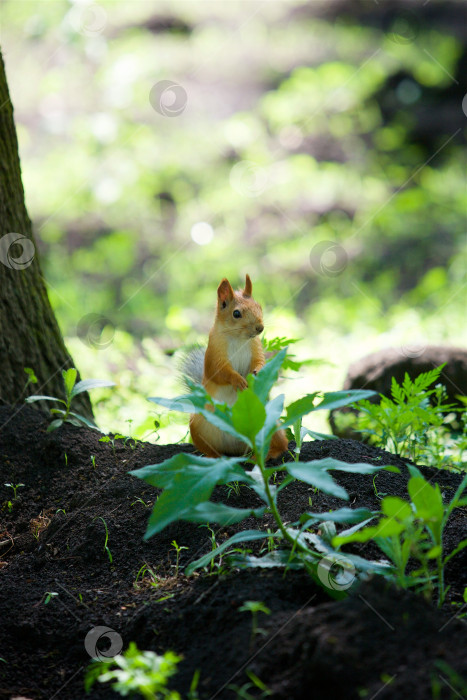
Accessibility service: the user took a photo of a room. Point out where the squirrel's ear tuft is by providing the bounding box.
[243,274,252,297]
[217,278,234,304]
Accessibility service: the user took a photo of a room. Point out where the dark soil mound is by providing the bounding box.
[0,405,466,699]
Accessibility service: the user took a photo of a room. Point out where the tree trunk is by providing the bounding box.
[0,51,93,419]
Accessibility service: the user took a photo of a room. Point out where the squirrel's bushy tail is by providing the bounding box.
[178,345,206,390]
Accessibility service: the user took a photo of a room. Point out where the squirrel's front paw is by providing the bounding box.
[233,375,248,391]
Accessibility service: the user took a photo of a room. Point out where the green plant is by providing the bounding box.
[99,433,126,453]
[170,541,188,577]
[286,416,338,460]
[85,642,182,699]
[228,669,271,699]
[131,497,151,508]
[354,365,461,466]
[239,600,271,644]
[4,483,24,501]
[94,516,113,564]
[226,481,242,498]
[431,660,467,699]
[262,336,329,373]
[134,563,159,589]
[43,591,58,605]
[333,467,467,606]
[25,368,115,432]
[22,367,38,393]
[131,350,390,598]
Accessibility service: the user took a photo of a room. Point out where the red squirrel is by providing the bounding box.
[186,274,288,459]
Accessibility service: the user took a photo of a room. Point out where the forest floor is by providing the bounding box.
[0,405,466,700]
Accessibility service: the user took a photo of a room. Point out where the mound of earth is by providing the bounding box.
[0,405,466,699]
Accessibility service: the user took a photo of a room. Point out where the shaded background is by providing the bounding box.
[1,0,465,440]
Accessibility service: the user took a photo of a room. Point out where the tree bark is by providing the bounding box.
[0,51,93,418]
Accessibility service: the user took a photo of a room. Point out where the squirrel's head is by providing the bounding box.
[216,274,264,338]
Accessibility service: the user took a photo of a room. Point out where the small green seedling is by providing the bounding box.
[25,368,115,432]
[4,483,24,501]
[131,497,151,508]
[134,563,159,590]
[43,591,58,605]
[90,455,96,468]
[171,541,188,577]
[99,433,126,454]
[286,416,338,460]
[226,481,241,497]
[239,600,271,645]
[85,642,182,699]
[94,516,113,564]
[228,669,271,699]
[23,367,38,393]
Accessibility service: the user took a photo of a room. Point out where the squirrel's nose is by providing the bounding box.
[256,324,264,334]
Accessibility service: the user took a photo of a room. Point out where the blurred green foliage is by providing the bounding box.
[2,0,465,438]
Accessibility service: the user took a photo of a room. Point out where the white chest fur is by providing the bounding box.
[227,337,252,377]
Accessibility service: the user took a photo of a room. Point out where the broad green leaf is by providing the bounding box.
[256,394,284,460]
[232,389,266,442]
[300,507,374,526]
[252,348,286,403]
[62,368,77,398]
[333,517,405,545]
[381,496,412,521]
[407,464,424,480]
[178,501,266,526]
[71,378,116,397]
[427,545,442,559]
[282,394,319,428]
[286,461,349,499]
[68,411,99,429]
[443,473,467,522]
[443,538,467,566]
[149,388,248,444]
[408,477,443,543]
[47,419,64,432]
[130,454,252,538]
[148,395,197,413]
[130,453,247,490]
[337,552,394,575]
[334,517,376,539]
[302,428,338,441]
[314,459,386,475]
[313,390,377,412]
[226,550,303,570]
[185,530,269,575]
[25,395,65,404]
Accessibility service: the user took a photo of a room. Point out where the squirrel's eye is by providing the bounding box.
[233,310,241,319]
